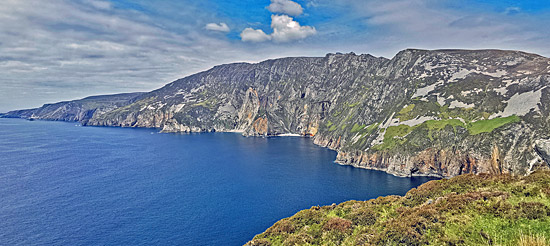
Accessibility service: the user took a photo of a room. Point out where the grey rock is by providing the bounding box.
[535,139,550,165]
[4,49,550,178]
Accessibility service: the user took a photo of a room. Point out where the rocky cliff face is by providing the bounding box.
[4,49,550,177]
[1,92,144,124]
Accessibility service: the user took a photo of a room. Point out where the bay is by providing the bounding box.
[0,118,436,245]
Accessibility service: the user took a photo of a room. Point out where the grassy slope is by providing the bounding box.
[247,171,550,246]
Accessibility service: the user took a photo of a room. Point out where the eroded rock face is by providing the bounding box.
[535,140,550,166]
[4,49,550,177]
[0,92,144,123]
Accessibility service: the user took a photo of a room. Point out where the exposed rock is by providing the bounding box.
[1,92,144,123]
[3,49,550,177]
[535,139,550,166]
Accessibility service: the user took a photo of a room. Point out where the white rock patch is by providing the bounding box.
[449,69,471,82]
[390,116,437,127]
[480,69,507,78]
[461,88,483,96]
[424,63,445,71]
[449,100,475,109]
[492,87,544,118]
[436,95,446,106]
[412,81,443,98]
[493,87,508,95]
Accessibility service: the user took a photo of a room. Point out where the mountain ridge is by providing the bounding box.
[3,48,550,178]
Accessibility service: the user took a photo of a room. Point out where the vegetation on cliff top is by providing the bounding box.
[247,171,550,246]
[372,114,521,151]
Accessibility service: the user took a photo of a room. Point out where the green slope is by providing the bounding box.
[247,171,550,246]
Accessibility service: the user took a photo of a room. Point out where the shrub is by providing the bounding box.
[246,238,271,246]
[265,219,295,235]
[323,217,352,232]
[522,171,550,185]
[283,232,313,245]
[292,209,325,227]
[516,202,549,220]
[345,207,377,226]
[374,207,442,245]
[483,198,513,217]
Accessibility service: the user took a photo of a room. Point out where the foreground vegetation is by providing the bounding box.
[247,171,550,246]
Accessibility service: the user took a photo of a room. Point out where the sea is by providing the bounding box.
[0,118,436,245]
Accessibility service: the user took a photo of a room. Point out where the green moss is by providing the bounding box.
[368,114,520,151]
[347,101,361,108]
[397,104,416,120]
[372,124,416,150]
[467,115,521,135]
[247,171,550,246]
[329,125,337,131]
[360,123,379,138]
[350,123,365,133]
[423,119,465,140]
[344,114,353,123]
[192,97,217,109]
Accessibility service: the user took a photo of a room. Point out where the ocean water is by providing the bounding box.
[0,118,436,245]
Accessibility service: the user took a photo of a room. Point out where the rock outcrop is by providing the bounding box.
[535,139,550,166]
[3,49,550,177]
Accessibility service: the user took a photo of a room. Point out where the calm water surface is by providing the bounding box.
[0,118,436,245]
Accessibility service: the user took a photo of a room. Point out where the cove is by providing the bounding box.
[0,118,437,245]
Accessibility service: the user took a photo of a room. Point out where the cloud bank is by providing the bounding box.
[1,0,549,112]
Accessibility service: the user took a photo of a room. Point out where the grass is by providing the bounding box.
[371,124,415,150]
[424,119,465,140]
[192,97,217,109]
[350,123,365,133]
[467,115,521,135]
[361,123,379,138]
[371,114,521,150]
[247,171,550,246]
[397,104,416,121]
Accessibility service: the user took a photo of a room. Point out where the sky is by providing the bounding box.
[1,0,549,112]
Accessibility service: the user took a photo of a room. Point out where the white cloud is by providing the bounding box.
[240,15,316,43]
[270,15,316,42]
[267,0,303,16]
[240,28,272,42]
[85,0,112,10]
[0,0,278,112]
[2,0,549,113]
[241,0,315,43]
[205,22,230,32]
[333,0,550,58]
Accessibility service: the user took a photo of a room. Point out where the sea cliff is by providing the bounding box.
[3,49,550,177]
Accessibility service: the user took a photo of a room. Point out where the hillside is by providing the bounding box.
[3,49,550,177]
[246,171,550,246]
[1,92,144,124]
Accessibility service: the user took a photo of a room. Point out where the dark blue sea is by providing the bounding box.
[0,118,436,245]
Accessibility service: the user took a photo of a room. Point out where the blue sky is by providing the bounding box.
[0,0,549,112]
